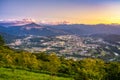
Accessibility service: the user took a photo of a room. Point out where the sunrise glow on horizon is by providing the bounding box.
[1,0,120,24]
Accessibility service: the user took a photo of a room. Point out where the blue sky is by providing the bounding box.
[1,0,120,24]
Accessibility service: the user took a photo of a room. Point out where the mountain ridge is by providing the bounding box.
[0,22,120,37]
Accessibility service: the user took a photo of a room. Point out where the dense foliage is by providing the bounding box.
[0,35,5,45]
[0,36,120,80]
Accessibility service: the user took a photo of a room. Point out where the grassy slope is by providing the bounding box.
[0,68,73,80]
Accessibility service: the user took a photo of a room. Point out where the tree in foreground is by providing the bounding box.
[0,35,5,45]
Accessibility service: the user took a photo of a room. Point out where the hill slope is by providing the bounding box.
[0,68,72,80]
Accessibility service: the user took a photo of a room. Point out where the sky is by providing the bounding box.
[1,0,120,24]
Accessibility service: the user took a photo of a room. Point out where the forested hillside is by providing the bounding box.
[0,35,120,80]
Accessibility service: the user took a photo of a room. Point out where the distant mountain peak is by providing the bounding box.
[24,22,39,26]
[22,22,44,30]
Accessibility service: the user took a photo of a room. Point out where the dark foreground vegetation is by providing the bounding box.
[0,35,120,80]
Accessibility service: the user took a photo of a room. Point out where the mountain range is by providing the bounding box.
[0,21,120,38]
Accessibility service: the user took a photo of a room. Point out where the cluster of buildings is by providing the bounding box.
[7,35,120,61]
[8,35,100,56]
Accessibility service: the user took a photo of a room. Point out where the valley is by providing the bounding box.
[7,34,120,61]
[0,22,120,61]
